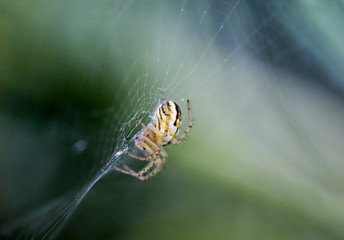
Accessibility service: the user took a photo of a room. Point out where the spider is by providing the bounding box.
[114,91,192,181]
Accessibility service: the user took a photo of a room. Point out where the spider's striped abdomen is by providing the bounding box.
[154,100,182,145]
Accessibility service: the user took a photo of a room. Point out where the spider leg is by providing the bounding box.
[147,123,163,137]
[135,140,164,179]
[147,122,170,143]
[116,154,162,181]
[136,157,162,177]
[130,118,164,156]
[122,164,135,173]
[114,140,158,175]
[173,99,192,144]
[138,148,168,181]
[113,153,155,179]
[135,117,168,140]
[113,163,154,180]
[114,138,166,181]
[120,141,160,162]
[155,147,168,168]
[113,164,136,175]
[135,118,150,132]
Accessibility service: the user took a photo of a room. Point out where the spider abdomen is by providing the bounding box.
[154,101,182,145]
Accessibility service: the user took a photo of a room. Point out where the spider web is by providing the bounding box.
[2,0,344,239]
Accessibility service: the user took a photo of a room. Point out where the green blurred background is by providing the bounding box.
[1,0,344,239]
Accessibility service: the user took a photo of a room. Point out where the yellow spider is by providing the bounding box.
[114,91,192,181]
